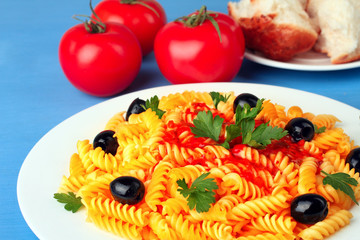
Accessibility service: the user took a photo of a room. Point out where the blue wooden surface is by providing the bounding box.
[1,0,359,239]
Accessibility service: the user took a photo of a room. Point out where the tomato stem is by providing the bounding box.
[73,0,106,34]
[175,5,222,43]
[191,5,207,27]
[120,0,160,17]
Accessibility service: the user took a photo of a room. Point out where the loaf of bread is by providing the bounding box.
[228,0,318,61]
[307,0,360,64]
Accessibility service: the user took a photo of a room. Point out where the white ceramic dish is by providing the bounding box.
[245,49,360,71]
[17,83,360,240]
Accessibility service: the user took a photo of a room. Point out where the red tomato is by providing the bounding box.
[154,10,245,84]
[59,22,142,97]
[93,0,167,56]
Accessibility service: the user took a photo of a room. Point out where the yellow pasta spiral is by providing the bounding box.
[221,173,265,200]
[69,153,86,176]
[88,214,143,240]
[287,106,303,119]
[149,212,181,240]
[313,128,345,150]
[234,146,274,171]
[228,192,290,221]
[237,232,295,240]
[298,210,353,240]
[311,114,340,130]
[58,174,86,193]
[165,213,207,240]
[256,100,279,126]
[90,147,119,173]
[159,91,213,110]
[86,196,149,226]
[298,157,318,194]
[161,197,189,216]
[250,213,296,235]
[201,220,233,240]
[77,140,96,173]
[105,111,126,131]
[145,160,173,211]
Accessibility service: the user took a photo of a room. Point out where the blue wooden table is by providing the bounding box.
[1,0,359,239]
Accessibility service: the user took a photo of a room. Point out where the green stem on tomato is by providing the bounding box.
[73,0,106,33]
[120,0,160,17]
[191,5,207,27]
[175,5,222,43]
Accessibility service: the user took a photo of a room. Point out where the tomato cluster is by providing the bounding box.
[59,1,245,97]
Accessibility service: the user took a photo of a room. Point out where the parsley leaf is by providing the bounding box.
[222,99,287,149]
[190,111,224,141]
[190,97,287,149]
[224,124,242,143]
[210,92,230,109]
[235,99,263,125]
[314,124,326,134]
[322,170,359,205]
[177,172,218,213]
[54,192,83,213]
[248,123,288,149]
[143,95,166,119]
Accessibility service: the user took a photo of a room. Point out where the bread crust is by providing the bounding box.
[229,5,317,61]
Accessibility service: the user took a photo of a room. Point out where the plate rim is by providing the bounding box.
[245,49,360,71]
[17,82,360,240]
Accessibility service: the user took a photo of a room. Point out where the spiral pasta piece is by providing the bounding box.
[233,146,274,171]
[311,114,340,130]
[90,147,119,173]
[88,214,143,240]
[221,173,265,200]
[58,174,86,193]
[313,128,345,150]
[86,196,149,226]
[298,157,318,194]
[250,213,296,235]
[201,220,233,240]
[236,232,294,240]
[298,210,353,240]
[161,197,189,216]
[165,213,208,240]
[69,153,86,176]
[287,106,303,119]
[149,212,181,240]
[256,100,279,126]
[228,192,290,221]
[105,111,126,131]
[145,160,173,211]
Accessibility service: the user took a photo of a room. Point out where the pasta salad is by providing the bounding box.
[55,91,360,240]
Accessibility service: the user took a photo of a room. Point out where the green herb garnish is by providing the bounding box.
[191,98,287,149]
[54,192,83,213]
[314,124,326,134]
[246,123,288,148]
[190,111,224,141]
[177,172,218,213]
[210,92,230,109]
[143,95,166,119]
[231,100,287,148]
[322,170,359,205]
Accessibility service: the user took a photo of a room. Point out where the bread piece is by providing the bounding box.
[228,0,318,61]
[298,0,308,9]
[307,0,360,64]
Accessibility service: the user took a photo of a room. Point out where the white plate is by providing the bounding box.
[245,49,360,71]
[17,83,360,240]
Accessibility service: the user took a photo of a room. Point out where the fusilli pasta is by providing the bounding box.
[57,91,358,240]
